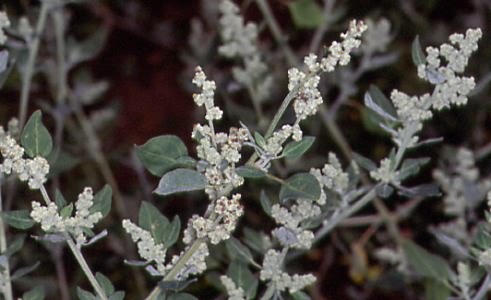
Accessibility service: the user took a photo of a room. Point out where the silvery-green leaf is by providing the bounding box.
[33,233,68,244]
[154,169,207,196]
[226,237,255,265]
[397,184,440,198]
[424,279,450,300]
[0,50,8,73]
[55,189,67,211]
[402,239,451,281]
[288,0,324,29]
[376,183,394,198]
[364,85,398,121]
[12,262,40,280]
[469,71,491,97]
[95,272,114,296]
[227,261,258,300]
[425,68,446,85]
[76,287,97,300]
[430,228,468,258]
[84,230,108,247]
[22,286,45,300]
[352,152,377,172]
[162,216,180,248]
[60,203,73,219]
[136,135,188,177]
[281,136,315,158]
[0,210,35,230]
[235,166,265,178]
[260,190,272,216]
[158,278,197,292]
[279,173,321,202]
[124,259,148,267]
[473,224,491,250]
[5,234,25,256]
[168,293,198,300]
[254,132,266,149]
[138,202,169,245]
[411,35,426,66]
[21,110,53,158]
[145,265,161,276]
[243,228,267,254]
[273,227,298,247]
[410,137,443,149]
[109,291,125,300]
[76,81,109,105]
[89,185,112,218]
[68,28,108,66]
[398,157,430,181]
[291,291,312,300]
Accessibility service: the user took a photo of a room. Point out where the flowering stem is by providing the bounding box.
[19,2,50,129]
[144,239,205,300]
[0,179,13,300]
[66,239,108,300]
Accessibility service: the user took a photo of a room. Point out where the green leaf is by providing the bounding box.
[260,190,272,216]
[5,234,25,257]
[96,272,115,296]
[21,110,53,158]
[279,173,321,202]
[243,227,267,254]
[55,189,67,211]
[68,28,109,65]
[288,0,324,29]
[0,210,35,230]
[227,261,258,300]
[364,85,398,121]
[352,152,377,172]
[254,132,266,149]
[109,291,125,300]
[402,239,451,282]
[76,287,97,300]
[235,166,265,178]
[281,136,315,159]
[89,185,112,218]
[47,151,80,178]
[291,291,312,300]
[136,135,188,177]
[138,202,169,245]
[168,293,198,300]
[424,279,451,300]
[376,183,394,198]
[162,216,180,248]
[22,286,45,300]
[154,169,207,196]
[226,237,255,265]
[474,224,491,249]
[11,261,40,280]
[60,203,74,219]
[412,35,426,66]
[398,157,430,181]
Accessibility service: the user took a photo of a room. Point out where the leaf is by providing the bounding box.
[89,185,112,218]
[4,234,25,257]
[398,157,430,181]
[60,203,74,219]
[11,262,40,280]
[402,239,451,282]
[281,136,315,158]
[411,35,426,66]
[397,183,441,198]
[352,152,377,172]
[424,279,451,300]
[55,189,67,211]
[376,184,394,198]
[154,169,207,196]
[68,28,108,66]
[136,135,188,177]
[109,291,125,300]
[364,85,398,121]
[138,202,169,245]
[279,173,321,202]
[260,190,272,216]
[288,0,324,29]
[235,166,265,178]
[96,272,115,296]
[22,286,45,300]
[291,291,312,300]
[226,237,255,265]
[162,216,180,248]
[21,110,53,158]
[76,287,97,300]
[168,293,198,300]
[243,227,266,254]
[473,224,491,249]
[227,261,258,300]
[158,278,197,293]
[84,229,108,246]
[254,132,266,149]
[0,50,8,73]
[0,210,35,230]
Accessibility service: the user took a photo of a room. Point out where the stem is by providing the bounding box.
[0,179,13,300]
[53,9,67,105]
[67,239,108,300]
[19,2,50,129]
[144,239,204,300]
[259,284,276,300]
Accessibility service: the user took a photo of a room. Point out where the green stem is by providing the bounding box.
[19,2,50,129]
[66,239,108,300]
[0,179,13,300]
[144,239,205,300]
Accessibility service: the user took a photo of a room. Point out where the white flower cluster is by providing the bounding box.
[260,249,316,293]
[220,275,245,300]
[310,152,349,203]
[0,11,9,45]
[218,0,272,102]
[0,126,49,189]
[30,187,103,246]
[370,158,400,184]
[193,66,223,121]
[433,148,490,217]
[184,194,243,245]
[362,18,392,53]
[122,220,168,276]
[271,199,321,249]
